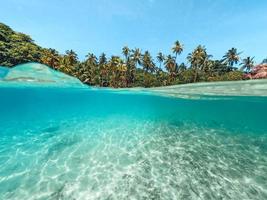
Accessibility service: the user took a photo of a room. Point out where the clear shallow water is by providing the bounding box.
[0,87,267,200]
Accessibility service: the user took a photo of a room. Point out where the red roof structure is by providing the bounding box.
[244,64,267,79]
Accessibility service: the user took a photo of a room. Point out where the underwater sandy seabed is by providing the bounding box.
[0,80,267,199]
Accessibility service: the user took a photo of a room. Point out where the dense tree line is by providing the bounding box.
[0,22,263,88]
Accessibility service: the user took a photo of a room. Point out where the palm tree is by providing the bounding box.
[164,55,175,71]
[142,51,155,73]
[122,46,136,87]
[172,40,183,61]
[60,49,78,76]
[164,55,177,82]
[126,59,136,87]
[187,45,210,82]
[178,63,187,73]
[59,55,72,74]
[98,53,109,86]
[85,53,98,66]
[76,62,89,82]
[132,48,142,67]
[117,62,128,87]
[65,49,78,66]
[223,48,241,70]
[99,53,107,65]
[85,53,98,85]
[157,52,165,70]
[40,48,60,69]
[240,56,254,72]
[122,46,130,61]
[108,56,126,87]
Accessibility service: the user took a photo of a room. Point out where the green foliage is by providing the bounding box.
[223,71,244,81]
[0,23,43,66]
[222,48,241,70]
[0,22,252,88]
[240,57,254,73]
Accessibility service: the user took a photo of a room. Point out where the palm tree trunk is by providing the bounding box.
[194,68,198,82]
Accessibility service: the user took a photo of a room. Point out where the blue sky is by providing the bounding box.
[1,0,267,63]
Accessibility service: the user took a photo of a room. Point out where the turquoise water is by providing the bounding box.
[0,87,267,200]
[0,66,9,78]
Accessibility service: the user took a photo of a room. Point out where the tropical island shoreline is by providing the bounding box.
[1,22,266,89]
[1,62,267,101]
